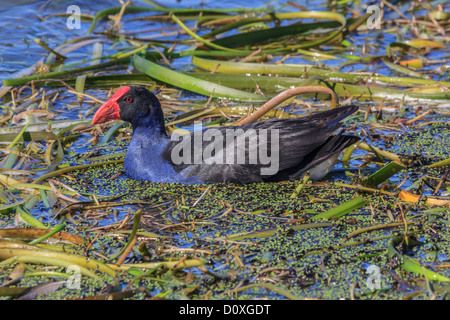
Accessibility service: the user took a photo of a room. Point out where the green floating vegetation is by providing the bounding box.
[110,209,142,261]
[0,287,29,297]
[211,11,346,49]
[428,158,450,168]
[204,11,348,38]
[192,56,450,89]
[33,160,125,184]
[0,247,117,279]
[28,223,67,245]
[16,206,48,229]
[116,258,206,271]
[87,6,265,34]
[132,54,266,101]
[172,14,243,53]
[311,195,368,220]
[0,255,105,284]
[0,198,30,215]
[0,130,64,172]
[388,236,450,283]
[0,131,60,143]
[363,161,406,187]
[223,222,333,241]
[101,122,126,144]
[226,282,302,300]
[44,73,156,88]
[0,0,448,301]
[189,72,450,101]
[2,58,131,87]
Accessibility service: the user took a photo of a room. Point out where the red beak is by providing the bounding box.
[91,86,131,125]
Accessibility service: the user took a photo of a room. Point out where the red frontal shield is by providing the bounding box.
[91,86,130,125]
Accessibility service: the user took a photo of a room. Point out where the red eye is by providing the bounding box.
[125,96,133,103]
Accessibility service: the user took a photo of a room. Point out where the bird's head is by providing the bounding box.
[91,86,165,132]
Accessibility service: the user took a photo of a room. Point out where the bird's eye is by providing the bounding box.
[125,96,133,103]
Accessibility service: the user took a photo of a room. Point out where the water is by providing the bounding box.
[1,0,447,80]
[0,0,277,78]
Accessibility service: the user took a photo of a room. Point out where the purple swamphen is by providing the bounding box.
[91,86,359,184]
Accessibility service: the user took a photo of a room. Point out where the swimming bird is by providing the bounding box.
[91,86,359,184]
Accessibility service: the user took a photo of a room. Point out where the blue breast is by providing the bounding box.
[124,126,202,184]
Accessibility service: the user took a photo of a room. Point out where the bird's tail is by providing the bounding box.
[288,130,360,180]
[312,105,359,131]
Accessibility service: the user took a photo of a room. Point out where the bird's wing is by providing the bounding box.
[285,132,360,181]
[162,105,358,183]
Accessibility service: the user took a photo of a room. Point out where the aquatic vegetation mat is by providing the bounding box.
[0,0,449,300]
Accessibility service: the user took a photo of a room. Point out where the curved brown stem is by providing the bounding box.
[235,86,338,126]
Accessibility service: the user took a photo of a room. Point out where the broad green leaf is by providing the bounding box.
[133,54,266,101]
[312,196,367,220]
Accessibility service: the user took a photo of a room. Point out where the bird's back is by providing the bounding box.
[163,105,359,183]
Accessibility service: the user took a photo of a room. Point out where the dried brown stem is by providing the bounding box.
[235,86,337,125]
